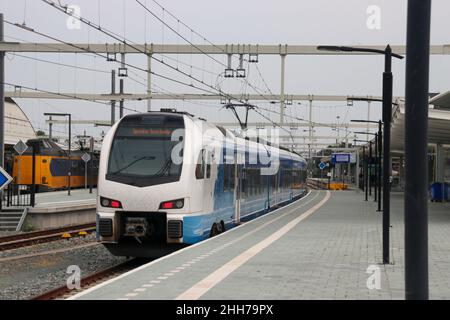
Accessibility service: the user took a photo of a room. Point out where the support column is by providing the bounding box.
[309,98,313,158]
[435,143,444,182]
[49,116,53,140]
[367,101,371,142]
[404,0,431,300]
[346,126,350,183]
[111,70,116,125]
[280,54,286,124]
[356,147,359,189]
[119,53,125,118]
[147,54,152,112]
[382,45,393,265]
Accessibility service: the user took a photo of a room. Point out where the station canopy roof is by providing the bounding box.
[4,98,36,146]
[391,98,450,154]
[429,91,450,109]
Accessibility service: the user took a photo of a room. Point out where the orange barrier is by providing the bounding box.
[307,178,348,190]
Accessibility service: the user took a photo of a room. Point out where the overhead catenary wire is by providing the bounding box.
[3,82,144,114]
[5,20,222,97]
[135,0,227,68]
[13,2,332,147]
[5,23,345,132]
[40,0,293,132]
[40,0,229,98]
[36,0,289,133]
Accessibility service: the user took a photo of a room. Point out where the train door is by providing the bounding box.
[234,152,243,224]
[202,149,215,212]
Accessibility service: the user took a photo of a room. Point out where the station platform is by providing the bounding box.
[70,189,450,300]
[12,189,97,230]
[28,188,96,213]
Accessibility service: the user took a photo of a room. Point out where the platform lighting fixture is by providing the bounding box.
[118,67,128,77]
[106,53,117,62]
[236,68,246,78]
[224,68,235,78]
[249,53,259,63]
[236,54,246,78]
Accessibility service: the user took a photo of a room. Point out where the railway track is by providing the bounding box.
[31,258,146,300]
[0,223,96,252]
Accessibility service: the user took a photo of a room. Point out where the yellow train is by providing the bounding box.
[12,139,98,191]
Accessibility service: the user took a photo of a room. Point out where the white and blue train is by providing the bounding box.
[96,110,308,257]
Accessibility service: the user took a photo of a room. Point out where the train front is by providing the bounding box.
[96,112,193,257]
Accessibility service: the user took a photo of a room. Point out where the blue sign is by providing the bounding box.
[0,167,13,191]
[332,153,351,164]
[319,162,326,170]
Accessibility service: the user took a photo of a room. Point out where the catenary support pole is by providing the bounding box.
[147,53,152,112]
[111,70,116,125]
[280,54,286,124]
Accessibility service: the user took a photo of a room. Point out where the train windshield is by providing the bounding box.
[106,114,185,187]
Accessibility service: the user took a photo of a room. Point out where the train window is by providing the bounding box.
[206,163,211,179]
[241,169,247,197]
[196,150,205,179]
[106,114,185,187]
[223,164,229,191]
[206,151,211,179]
[229,164,235,190]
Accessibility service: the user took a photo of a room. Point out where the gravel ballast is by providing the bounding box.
[0,234,127,300]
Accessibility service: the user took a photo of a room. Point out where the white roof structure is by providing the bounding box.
[429,91,450,109]
[391,99,450,154]
[4,98,36,145]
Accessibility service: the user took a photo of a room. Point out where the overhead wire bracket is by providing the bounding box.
[224,103,256,130]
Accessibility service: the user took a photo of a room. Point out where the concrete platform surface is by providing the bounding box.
[70,189,450,300]
[15,188,97,213]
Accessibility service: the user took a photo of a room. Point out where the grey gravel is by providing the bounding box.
[0,236,127,300]
[0,233,97,259]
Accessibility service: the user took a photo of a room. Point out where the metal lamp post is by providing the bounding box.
[354,131,378,202]
[352,120,383,211]
[354,139,372,202]
[44,113,72,196]
[319,45,403,264]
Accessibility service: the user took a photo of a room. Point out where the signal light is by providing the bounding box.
[111,200,121,208]
[159,199,184,210]
[162,202,174,209]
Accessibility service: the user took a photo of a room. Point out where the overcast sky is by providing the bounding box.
[1,0,450,149]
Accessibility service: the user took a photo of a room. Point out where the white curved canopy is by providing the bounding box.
[4,98,36,145]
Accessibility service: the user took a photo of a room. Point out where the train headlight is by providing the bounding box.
[175,200,184,208]
[100,196,123,209]
[160,199,184,210]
